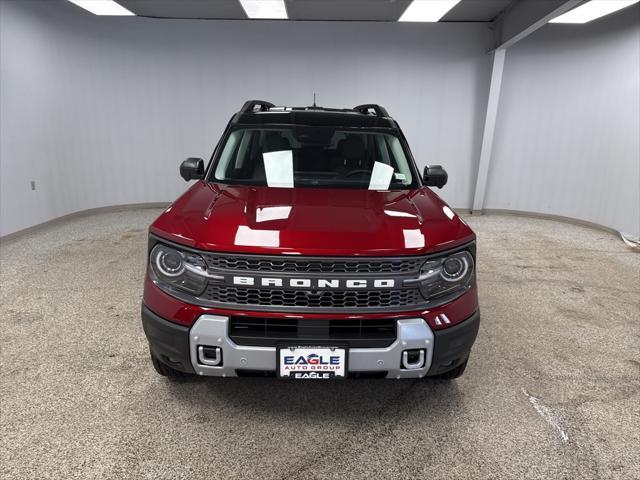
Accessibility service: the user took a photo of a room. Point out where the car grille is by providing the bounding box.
[151,238,475,313]
[202,254,422,274]
[200,285,423,310]
[229,317,397,348]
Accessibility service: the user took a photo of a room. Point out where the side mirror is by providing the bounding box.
[180,158,204,181]
[423,165,448,189]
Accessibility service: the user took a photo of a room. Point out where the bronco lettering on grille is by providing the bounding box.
[232,276,396,289]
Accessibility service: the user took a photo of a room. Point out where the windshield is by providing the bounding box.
[209,127,418,190]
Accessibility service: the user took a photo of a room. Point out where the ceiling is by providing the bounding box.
[116,0,514,22]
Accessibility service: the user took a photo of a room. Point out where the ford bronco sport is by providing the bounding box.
[142,101,479,380]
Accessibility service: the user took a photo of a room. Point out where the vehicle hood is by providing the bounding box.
[150,182,475,256]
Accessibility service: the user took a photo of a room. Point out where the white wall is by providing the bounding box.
[485,6,640,239]
[5,1,637,240]
[0,0,493,236]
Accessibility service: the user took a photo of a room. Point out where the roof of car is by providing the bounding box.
[230,101,399,129]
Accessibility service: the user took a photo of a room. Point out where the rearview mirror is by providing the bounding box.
[180,158,204,181]
[423,165,448,189]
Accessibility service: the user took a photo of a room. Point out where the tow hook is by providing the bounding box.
[197,346,222,366]
[402,349,425,369]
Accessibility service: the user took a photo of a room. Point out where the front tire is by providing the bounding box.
[430,358,468,380]
[150,350,192,380]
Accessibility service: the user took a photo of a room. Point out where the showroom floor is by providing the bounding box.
[1,209,638,480]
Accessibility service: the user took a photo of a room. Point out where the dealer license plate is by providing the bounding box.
[278,346,347,379]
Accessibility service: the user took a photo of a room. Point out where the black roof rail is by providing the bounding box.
[354,104,389,117]
[240,100,275,113]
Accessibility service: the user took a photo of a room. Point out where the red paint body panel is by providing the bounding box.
[145,182,479,329]
[150,182,474,256]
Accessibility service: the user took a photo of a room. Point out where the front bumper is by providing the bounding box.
[142,305,480,379]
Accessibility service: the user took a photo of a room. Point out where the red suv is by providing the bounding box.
[142,101,479,380]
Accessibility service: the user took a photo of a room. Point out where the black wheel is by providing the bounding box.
[150,350,191,380]
[431,358,468,380]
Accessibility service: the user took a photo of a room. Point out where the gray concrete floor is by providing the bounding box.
[1,209,638,480]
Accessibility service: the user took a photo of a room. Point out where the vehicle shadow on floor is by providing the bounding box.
[163,376,465,422]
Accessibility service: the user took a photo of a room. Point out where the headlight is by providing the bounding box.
[416,251,474,302]
[150,244,209,295]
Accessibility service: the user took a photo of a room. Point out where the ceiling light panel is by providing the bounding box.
[399,0,462,22]
[550,0,639,24]
[67,0,134,16]
[240,0,288,19]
